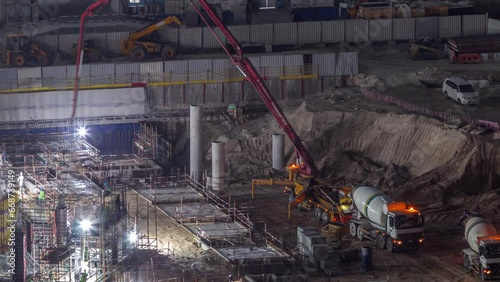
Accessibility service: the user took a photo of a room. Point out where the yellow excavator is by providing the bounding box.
[1,34,52,67]
[120,16,181,61]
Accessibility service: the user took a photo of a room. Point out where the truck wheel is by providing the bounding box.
[386,239,394,253]
[37,56,48,66]
[444,91,449,99]
[321,211,329,223]
[377,234,386,249]
[349,222,357,238]
[12,54,25,67]
[415,52,424,60]
[161,46,176,60]
[356,225,364,241]
[463,253,471,272]
[131,47,146,61]
[424,52,435,60]
[314,207,323,221]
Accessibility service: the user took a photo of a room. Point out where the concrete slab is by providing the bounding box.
[135,187,203,204]
[216,246,288,261]
[157,202,230,223]
[186,222,249,239]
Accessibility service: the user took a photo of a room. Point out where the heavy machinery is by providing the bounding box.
[72,39,102,63]
[409,37,444,60]
[348,186,425,252]
[120,16,181,61]
[1,34,52,67]
[461,209,500,281]
[343,0,369,18]
[191,0,353,225]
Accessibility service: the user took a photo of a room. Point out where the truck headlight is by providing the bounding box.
[418,238,424,243]
[483,268,491,275]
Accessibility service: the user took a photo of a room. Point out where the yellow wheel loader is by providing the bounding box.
[2,34,54,67]
[120,16,181,61]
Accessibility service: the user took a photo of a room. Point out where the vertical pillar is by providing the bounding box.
[212,141,225,193]
[190,105,202,182]
[272,134,285,170]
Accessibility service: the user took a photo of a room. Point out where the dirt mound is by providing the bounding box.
[414,67,452,88]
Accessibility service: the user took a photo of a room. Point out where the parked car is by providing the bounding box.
[442,77,479,105]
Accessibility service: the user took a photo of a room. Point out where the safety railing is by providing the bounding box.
[361,89,500,132]
[0,65,319,93]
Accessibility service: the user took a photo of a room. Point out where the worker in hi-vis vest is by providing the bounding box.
[38,187,45,206]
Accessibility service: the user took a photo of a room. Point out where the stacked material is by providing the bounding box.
[410,7,425,17]
[359,2,393,19]
[448,35,500,55]
[425,6,448,16]
[394,4,411,18]
[414,67,452,89]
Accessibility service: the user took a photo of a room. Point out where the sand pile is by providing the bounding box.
[414,67,452,88]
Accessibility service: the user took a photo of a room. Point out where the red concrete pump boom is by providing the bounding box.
[72,0,109,119]
[189,0,317,176]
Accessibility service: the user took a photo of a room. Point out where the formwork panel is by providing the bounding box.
[297,21,321,44]
[345,19,369,42]
[439,15,462,38]
[250,24,274,44]
[392,18,415,41]
[368,19,392,42]
[462,14,487,36]
[321,20,345,43]
[416,17,439,39]
[273,22,298,45]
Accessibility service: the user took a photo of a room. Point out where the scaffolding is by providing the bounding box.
[133,123,172,165]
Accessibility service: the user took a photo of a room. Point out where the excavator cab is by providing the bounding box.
[3,34,51,67]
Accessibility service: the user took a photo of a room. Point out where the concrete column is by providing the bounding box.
[272,133,285,170]
[190,105,202,182]
[212,141,225,193]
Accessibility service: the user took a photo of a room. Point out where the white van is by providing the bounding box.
[442,77,479,105]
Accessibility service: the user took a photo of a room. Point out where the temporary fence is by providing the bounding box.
[27,14,488,57]
[0,52,358,93]
[361,89,500,132]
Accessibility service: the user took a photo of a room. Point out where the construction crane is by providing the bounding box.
[190,0,353,224]
[72,0,109,119]
[120,16,181,61]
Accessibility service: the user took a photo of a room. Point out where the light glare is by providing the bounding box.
[77,127,87,137]
[80,219,91,231]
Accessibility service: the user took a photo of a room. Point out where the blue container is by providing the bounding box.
[291,7,348,21]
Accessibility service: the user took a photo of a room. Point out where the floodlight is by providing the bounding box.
[77,127,87,137]
[129,232,138,243]
[80,219,91,231]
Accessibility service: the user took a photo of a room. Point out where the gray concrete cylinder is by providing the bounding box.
[190,105,202,182]
[272,133,285,170]
[212,141,225,193]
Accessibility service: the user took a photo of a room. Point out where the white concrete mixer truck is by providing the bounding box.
[461,211,500,281]
[348,186,425,252]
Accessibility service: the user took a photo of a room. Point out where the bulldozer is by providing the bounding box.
[1,34,55,67]
[120,16,181,61]
[71,39,102,63]
[409,37,444,60]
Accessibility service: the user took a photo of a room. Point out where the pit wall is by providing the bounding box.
[0,14,487,58]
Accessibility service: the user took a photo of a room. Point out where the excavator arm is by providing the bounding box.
[128,16,182,41]
[190,0,316,176]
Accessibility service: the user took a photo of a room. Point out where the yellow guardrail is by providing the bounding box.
[0,65,319,94]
